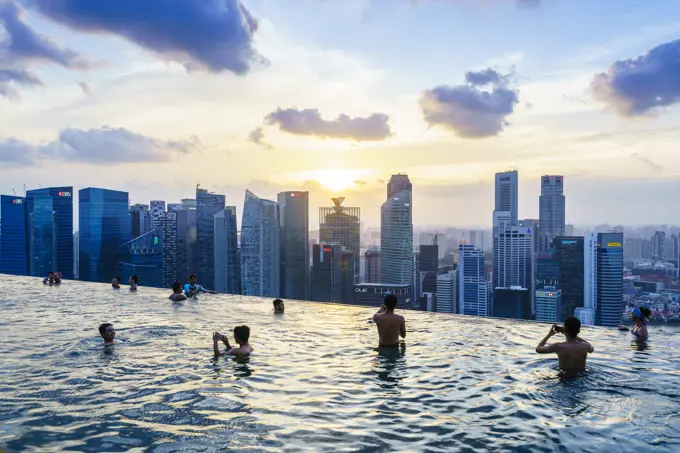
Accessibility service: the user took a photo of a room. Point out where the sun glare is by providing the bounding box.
[288,169,373,192]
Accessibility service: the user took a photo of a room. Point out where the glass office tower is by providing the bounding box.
[596,233,624,326]
[117,229,163,288]
[241,190,280,297]
[79,188,131,283]
[196,187,225,291]
[26,187,74,279]
[0,195,29,275]
[278,191,309,300]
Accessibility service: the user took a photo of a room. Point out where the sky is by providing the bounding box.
[2,0,680,228]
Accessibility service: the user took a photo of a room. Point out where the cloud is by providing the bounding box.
[26,0,262,75]
[248,127,265,144]
[0,126,202,165]
[420,68,519,138]
[0,68,42,98]
[77,81,91,96]
[591,39,680,116]
[0,0,89,69]
[630,153,663,173]
[264,108,393,141]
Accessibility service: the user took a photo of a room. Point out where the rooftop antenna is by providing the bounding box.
[12,188,16,195]
[23,184,26,195]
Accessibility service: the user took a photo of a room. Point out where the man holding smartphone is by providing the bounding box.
[373,294,406,347]
[535,316,594,372]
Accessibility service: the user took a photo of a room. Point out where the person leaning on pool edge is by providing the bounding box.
[536,316,594,372]
[373,294,406,347]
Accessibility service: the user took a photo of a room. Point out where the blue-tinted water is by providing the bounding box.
[1,276,679,452]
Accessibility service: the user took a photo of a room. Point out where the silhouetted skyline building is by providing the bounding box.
[311,243,354,304]
[0,195,29,276]
[160,210,178,288]
[175,207,196,284]
[278,191,309,300]
[117,229,163,288]
[538,175,565,252]
[319,197,360,281]
[214,207,241,294]
[196,187,225,291]
[364,247,380,284]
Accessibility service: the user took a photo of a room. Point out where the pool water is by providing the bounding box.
[1,276,679,452]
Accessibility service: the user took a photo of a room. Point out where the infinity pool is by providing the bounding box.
[1,276,679,452]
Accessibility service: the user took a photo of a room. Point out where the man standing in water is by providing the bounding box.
[535,316,594,372]
[184,274,217,298]
[99,323,116,345]
[373,294,406,347]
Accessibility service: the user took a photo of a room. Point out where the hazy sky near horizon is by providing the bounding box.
[2,0,680,228]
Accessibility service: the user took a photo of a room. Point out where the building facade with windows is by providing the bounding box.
[241,190,280,297]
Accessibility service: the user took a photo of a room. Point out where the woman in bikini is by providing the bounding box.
[620,307,651,341]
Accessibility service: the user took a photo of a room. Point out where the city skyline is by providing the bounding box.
[3,1,680,226]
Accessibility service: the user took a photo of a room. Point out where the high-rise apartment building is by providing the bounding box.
[652,231,665,261]
[538,175,565,252]
[0,195,29,276]
[319,197,360,282]
[458,243,491,316]
[214,207,241,294]
[310,243,354,304]
[493,170,518,228]
[596,232,624,327]
[624,237,652,260]
[278,191,309,300]
[364,247,380,283]
[150,200,166,230]
[241,190,280,297]
[26,187,74,279]
[381,175,413,287]
[79,188,131,283]
[436,270,456,313]
[196,187,225,291]
[117,229,163,287]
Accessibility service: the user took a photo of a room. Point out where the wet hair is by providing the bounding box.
[273,299,283,307]
[634,307,652,320]
[130,275,139,283]
[189,274,197,280]
[48,271,54,276]
[99,323,113,336]
[233,325,250,342]
[563,316,581,338]
[113,276,120,282]
[172,282,182,293]
[384,294,398,310]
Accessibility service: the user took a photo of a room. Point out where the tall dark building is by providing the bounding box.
[130,203,150,239]
[196,187,225,291]
[538,175,565,252]
[160,210,178,288]
[176,208,196,284]
[651,231,665,261]
[26,187,74,279]
[418,244,438,296]
[553,236,585,320]
[311,243,354,304]
[278,191,309,300]
[0,195,29,276]
[319,197,360,282]
[596,233,624,327]
[387,174,412,198]
[214,207,241,294]
[79,188,131,283]
[364,247,380,283]
[117,229,163,287]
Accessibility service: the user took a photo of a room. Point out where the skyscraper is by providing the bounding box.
[175,207,197,284]
[0,195,29,276]
[381,175,413,287]
[26,187,74,279]
[492,224,534,317]
[538,175,565,252]
[214,207,241,294]
[652,231,665,261]
[278,191,309,300]
[130,204,150,238]
[196,187,225,291]
[554,236,585,320]
[310,243,354,304]
[436,270,456,314]
[493,170,518,228]
[79,188,131,283]
[417,244,438,296]
[458,243,491,316]
[117,229,163,287]
[581,233,598,326]
[319,197,360,282]
[535,286,562,323]
[364,247,380,283]
[596,232,624,327]
[160,210,178,288]
[241,190,280,297]
[150,200,166,230]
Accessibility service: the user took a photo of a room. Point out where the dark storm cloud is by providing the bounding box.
[591,39,680,116]
[0,0,89,68]
[420,68,519,138]
[25,0,262,74]
[264,108,393,141]
[0,126,202,165]
[0,68,42,98]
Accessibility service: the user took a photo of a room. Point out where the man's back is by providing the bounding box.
[553,340,591,372]
[373,311,405,347]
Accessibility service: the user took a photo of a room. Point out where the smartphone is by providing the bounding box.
[553,324,564,333]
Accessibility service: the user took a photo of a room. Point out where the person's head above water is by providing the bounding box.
[47,271,54,277]
[172,282,183,294]
[233,325,250,344]
[563,316,581,338]
[99,323,115,343]
[188,274,198,285]
[384,294,398,311]
[129,275,139,284]
[273,299,284,313]
[631,307,651,322]
[112,276,120,287]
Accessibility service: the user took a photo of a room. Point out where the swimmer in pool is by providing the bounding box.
[43,272,55,285]
[184,274,217,298]
[169,282,188,301]
[99,323,116,345]
[53,272,62,284]
[129,275,139,292]
[373,294,406,347]
[622,307,650,341]
[112,277,121,289]
[273,298,285,314]
[535,316,594,372]
[212,326,253,356]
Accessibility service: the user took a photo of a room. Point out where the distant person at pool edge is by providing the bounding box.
[129,275,139,292]
[373,294,406,347]
[169,282,188,301]
[99,323,116,345]
[273,299,284,313]
[619,307,650,341]
[536,316,594,372]
[184,274,217,298]
[54,272,62,284]
[43,272,55,285]
[212,326,253,356]
[112,277,121,289]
